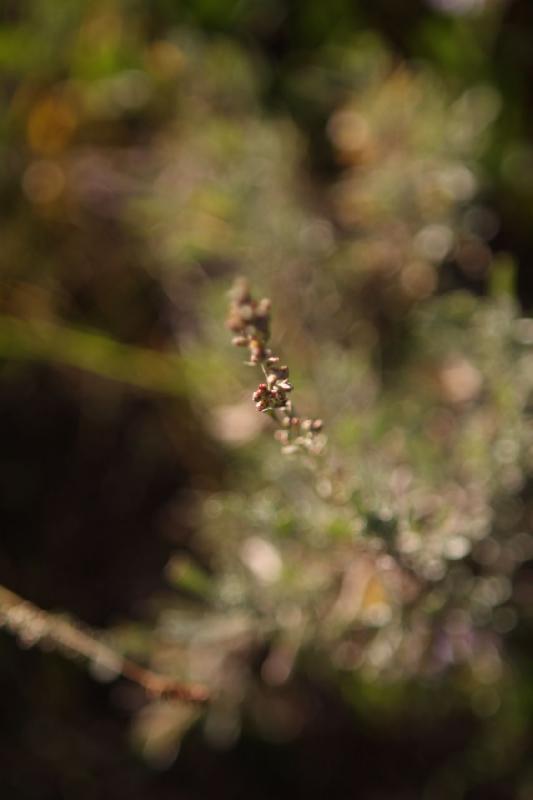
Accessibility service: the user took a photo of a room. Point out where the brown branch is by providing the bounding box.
[0,584,209,704]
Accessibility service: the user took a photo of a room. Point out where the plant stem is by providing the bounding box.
[0,584,209,704]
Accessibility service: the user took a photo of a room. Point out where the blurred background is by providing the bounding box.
[2,0,533,798]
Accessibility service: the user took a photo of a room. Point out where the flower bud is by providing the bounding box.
[240,304,254,321]
[226,313,244,332]
[231,277,251,305]
[277,380,293,392]
[256,298,272,317]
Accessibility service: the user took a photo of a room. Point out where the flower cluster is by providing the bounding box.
[227,278,324,455]
[227,278,271,363]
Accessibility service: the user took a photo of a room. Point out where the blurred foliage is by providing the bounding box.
[2,1,533,798]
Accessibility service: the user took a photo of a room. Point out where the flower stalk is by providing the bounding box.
[227,278,325,456]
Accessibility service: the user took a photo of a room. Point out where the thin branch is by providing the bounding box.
[0,584,209,704]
